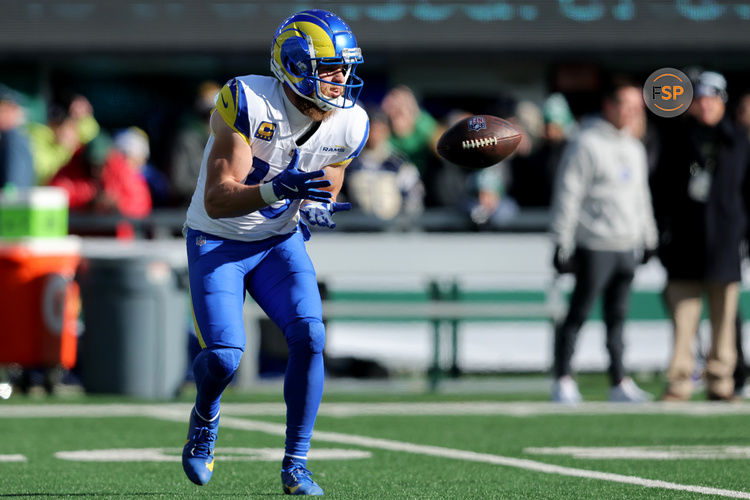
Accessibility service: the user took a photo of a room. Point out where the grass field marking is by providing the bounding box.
[0,403,176,418]
[307,429,750,499]
[317,401,750,417]
[6,401,750,419]
[147,408,750,499]
[0,454,26,462]
[54,447,371,462]
[148,407,287,434]
[525,445,750,460]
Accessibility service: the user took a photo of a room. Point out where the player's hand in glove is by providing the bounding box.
[260,149,332,204]
[300,201,351,229]
[552,245,577,274]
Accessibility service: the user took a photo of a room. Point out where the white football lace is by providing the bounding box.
[462,137,499,150]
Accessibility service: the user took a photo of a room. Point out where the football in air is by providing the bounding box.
[437,115,522,169]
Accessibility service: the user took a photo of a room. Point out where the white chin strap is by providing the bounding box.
[313,80,347,110]
[292,86,334,112]
[289,80,342,112]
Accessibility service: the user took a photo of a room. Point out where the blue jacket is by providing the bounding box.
[0,127,34,188]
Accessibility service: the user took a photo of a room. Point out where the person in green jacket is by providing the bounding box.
[27,94,99,185]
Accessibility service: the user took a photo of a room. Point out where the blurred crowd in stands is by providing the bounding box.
[2,71,750,236]
[0,77,570,235]
[0,81,216,224]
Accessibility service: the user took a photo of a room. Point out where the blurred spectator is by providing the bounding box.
[381,85,442,170]
[464,160,518,227]
[27,95,99,185]
[170,81,220,205]
[431,109,473,209]
[737,91,750,140]
[114,127,171,207]
[549,78,658,403]
[652,71,750,401]
[510,93,575,207]
[49,132,152,219]
[432,105,519,225]
[0,84,33,188]
[514,100,545,152]
[344,108,424,219]
[733,312,747,398]
[467,99,548,227]
[736,91,750,395]
[381,85,444,206]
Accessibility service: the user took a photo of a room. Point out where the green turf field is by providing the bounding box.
[2,377,750,499]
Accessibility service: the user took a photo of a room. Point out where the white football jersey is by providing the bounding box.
[185,75,369,241]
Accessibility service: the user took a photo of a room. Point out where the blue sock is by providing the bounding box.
[193,347,243,419]
[283,319,325,463]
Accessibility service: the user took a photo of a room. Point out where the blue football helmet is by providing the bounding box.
[270,9,364,111]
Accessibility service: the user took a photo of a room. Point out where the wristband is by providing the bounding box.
[259,182,280,204]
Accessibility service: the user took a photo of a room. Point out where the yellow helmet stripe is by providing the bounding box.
[272,20,336,84]
[293,20,335,58]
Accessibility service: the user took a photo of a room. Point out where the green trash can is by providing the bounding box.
[78,256,187,399]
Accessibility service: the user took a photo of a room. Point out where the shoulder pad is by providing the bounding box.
[216,78,251,142]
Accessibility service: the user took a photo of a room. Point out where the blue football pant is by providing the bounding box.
[186,228,324,461]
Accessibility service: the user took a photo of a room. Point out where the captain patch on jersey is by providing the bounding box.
[255,121,277,141]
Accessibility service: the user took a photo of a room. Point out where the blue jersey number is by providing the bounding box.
[244,157,291,219]
[244,157,270,185]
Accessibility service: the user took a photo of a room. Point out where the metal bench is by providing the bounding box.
[242,280,565,390]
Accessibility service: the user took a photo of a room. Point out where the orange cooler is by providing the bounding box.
[0,237,81,369]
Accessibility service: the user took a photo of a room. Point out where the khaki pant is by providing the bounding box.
[664,281,739,399]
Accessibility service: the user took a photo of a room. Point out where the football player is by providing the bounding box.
[181,9,368,495]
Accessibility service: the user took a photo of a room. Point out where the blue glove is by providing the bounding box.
[263,149,332,203]
[300,201,351,229]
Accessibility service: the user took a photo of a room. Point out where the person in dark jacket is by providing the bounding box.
[652,71,750,401]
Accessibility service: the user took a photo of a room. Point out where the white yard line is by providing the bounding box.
[147,407,750,499]
[2,403,749,497]
[525,446,750,460]
[4,401,750,418]
[0,454,26,462]
[54,447,371,462]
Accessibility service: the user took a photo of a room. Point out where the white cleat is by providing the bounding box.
[735,386,750,400]
[609,377,653,403]
[551,375,583,404]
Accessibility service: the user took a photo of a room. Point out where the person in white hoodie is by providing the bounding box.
[549,78,659,403]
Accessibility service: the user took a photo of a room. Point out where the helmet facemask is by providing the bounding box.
[308,52,364,111]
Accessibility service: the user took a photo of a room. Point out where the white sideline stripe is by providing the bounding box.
[0,454,26,462]
[148,408,750,499]
[6,401,750,418]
